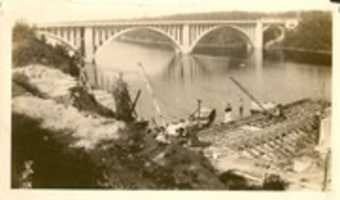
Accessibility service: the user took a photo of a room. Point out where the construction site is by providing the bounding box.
[10,16,332,190]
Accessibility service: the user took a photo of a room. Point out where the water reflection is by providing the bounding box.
[161,48,265,82]
[161,54,211,84]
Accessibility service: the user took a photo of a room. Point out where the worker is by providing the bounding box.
[272,104,286,119]
[224,103,233,123]
[112,72,134,122]
[207,109,216,126]
[202,109,216,128]
[239,97,244,118]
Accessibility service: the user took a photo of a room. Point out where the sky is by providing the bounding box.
[4,0,333,23]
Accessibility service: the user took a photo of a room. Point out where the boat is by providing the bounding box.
[158,104,216,147]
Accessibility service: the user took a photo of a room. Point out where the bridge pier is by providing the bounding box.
[253,21,264,84]
[80,27,100,88]
[83,27,95,65]
[181,24,191,54]
[82,60,99,88]
[180,46,192,55]
[254,21,264,50]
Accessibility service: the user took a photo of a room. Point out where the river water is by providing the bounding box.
[94,41,331,123]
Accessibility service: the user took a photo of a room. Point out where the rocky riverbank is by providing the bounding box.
[12,64,228,189]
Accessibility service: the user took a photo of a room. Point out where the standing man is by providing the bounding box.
[224,103,233,123]
[239,97,244,118]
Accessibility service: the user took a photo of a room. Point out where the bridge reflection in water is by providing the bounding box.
[160,48,263,83]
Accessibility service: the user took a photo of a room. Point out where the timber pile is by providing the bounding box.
[199,99,327,171]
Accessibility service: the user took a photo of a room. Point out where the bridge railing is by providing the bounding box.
[37,18,297,28]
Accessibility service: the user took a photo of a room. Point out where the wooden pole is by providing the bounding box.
[197,99,202,125]
[130,89,142,117]
[229,76,271,116]
[137,62,166,126]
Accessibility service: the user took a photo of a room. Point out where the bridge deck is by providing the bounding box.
[37,19,291,27]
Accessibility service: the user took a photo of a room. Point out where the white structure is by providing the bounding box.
[36,19,297,64]
[318,108,331,153]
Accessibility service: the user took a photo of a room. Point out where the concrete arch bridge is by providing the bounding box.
[36,19,298,64]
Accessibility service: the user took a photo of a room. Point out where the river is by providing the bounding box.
[93,40,331,123]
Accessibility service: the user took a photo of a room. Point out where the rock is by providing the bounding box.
[13,96,126,150]
[13,64,77,98]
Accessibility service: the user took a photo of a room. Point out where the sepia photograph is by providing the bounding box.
[4,0,333,191]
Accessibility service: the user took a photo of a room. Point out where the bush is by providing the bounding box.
[12,22,80,77]
[262,174,288,190]
[219,170,249,190]
[12,113,102,188]
[70,86,116,118]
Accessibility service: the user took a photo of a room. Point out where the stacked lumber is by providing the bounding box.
[199,99,325,171]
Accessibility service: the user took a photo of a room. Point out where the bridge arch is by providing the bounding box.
[188,25,254,54]
[94,26,182,57]
[36,31,79,54]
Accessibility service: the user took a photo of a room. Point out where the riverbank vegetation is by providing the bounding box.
[280,11,332,65]
[283,11,331,53]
